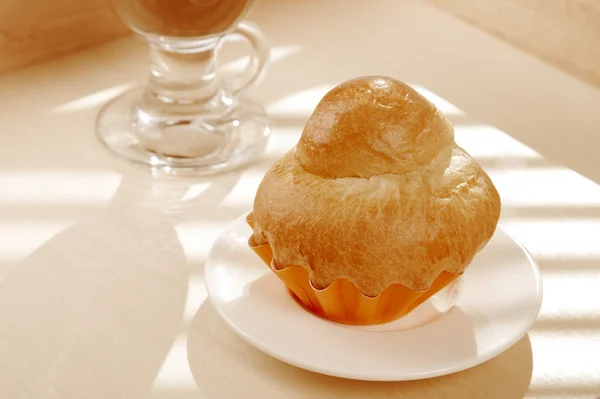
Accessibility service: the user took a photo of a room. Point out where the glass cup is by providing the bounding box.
[97,0,270,175]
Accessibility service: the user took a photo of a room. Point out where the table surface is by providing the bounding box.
[1,1,600,398]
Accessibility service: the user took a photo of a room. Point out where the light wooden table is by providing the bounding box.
[0,1,599,398]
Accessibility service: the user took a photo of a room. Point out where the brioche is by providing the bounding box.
[251,76,501,297]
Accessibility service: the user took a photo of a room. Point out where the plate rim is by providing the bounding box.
[205,211,543,381]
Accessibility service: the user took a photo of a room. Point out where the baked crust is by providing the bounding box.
[251,76,501,297]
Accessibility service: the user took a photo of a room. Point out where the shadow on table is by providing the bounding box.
[187,300,533,399]
[0,170,240,398]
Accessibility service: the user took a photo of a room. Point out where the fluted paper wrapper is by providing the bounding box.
[246,213,460,325]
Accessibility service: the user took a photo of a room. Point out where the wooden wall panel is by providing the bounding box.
[426,0,600,89]
[0,0,129,74]
[2,0,599,88]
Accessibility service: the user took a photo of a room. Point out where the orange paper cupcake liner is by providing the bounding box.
[246,213,460,325]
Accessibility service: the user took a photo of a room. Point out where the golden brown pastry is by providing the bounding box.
[251,76,501,298]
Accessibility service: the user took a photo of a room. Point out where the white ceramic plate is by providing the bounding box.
[205,212,543,381]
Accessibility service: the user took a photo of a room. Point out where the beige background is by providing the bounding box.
[427,0,600,89]
[0,0,128,74]
[2,0,600,90]
[0,0,599,398]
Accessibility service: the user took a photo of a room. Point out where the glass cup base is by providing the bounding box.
[96,87,270,176]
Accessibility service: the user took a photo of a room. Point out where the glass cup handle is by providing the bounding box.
[220,21,270,96]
